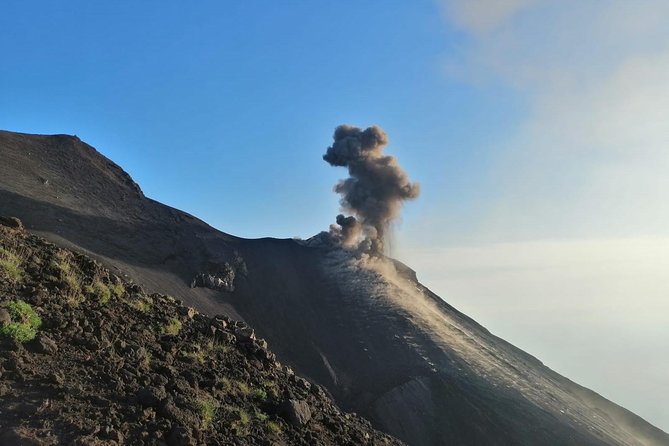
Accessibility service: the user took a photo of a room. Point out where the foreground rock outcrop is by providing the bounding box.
[0,222,402,446]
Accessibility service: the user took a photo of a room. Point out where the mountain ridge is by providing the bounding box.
[1,129,667,446]
[0,220,403,445]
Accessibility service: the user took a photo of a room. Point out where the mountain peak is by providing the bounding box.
[1,130,667,446]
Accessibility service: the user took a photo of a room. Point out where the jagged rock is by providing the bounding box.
[0,308,11,325]
[178,306,196,319]
[137,386,166,407]
[190,270,235,292]
[0,225,405,446]
[210,316,228,331]
[233,325,255,342]
[217,332,236,344]
[167,425,195,446]
[282,399,312,426]
[294,376,312,392]
[37,334,58,355]
[0,216,23,230]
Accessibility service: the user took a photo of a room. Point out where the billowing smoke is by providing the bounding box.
[323,124,420,253]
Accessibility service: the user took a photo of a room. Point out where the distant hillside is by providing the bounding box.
[0,219,402,445]
[1,130,667,446]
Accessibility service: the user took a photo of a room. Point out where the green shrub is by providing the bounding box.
[161,318,182,335]
[179,348,206,364]
[252,388,268,401]
[236,381,250,396]
[0,300,42,342]
[51,253,82,304]
[86,280,112,304]
[267,420,282,434]
[129,297,151,313]
[0,247,23,283]
[261,380,280,399]
[109,282,125,298]
[238,410,251,425]
[198,397,218,430]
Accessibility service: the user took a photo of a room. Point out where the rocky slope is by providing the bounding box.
[1,130,668,446]
[0,220,403,446]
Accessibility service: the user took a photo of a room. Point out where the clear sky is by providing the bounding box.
[2,0,668,432]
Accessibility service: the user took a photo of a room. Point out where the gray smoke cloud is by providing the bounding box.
[323,124,420,253]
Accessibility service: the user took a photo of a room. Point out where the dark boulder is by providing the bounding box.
[281,399,312,427]
[37,334,58,355]
[137,385,167,407]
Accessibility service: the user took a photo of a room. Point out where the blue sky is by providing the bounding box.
[1,1,525,239]
[2,0,668,431]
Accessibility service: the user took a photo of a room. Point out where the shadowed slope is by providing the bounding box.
[1,130,667,446]
[0,223,403,445]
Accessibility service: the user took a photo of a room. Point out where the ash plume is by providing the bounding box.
[323,125,420,253]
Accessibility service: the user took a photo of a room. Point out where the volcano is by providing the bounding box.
[1,130,667,446]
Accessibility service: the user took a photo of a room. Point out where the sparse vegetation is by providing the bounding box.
[238,409,251,425]
[206,339,231,354]
[86,280,112,304]
[51,251,83,305]
[180,347,207,364]
[139,348,152,369]
[0,299,42,342]
[267,420,282,434]
[198,397,219,430]
[236,381,250,396]
[218,376,231,391]
[262,380,280,399]
[109,281,124,298]
[0,246,23,283]
[252,388,268,401]
[128,296,151,312]
[231,408,252,437]
[161,317,182,335]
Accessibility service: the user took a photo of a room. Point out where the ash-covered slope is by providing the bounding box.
[0,221,402,445]
[1,130,667,446]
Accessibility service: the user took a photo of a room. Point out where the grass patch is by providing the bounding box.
[128,297,151,313]
[180,348,207,364]
[0,247,23,283]
[85,280,112,304]
[238,410,251,425]
[161,318,182,336]
[252,388,267,401]
[267,420,282,434]
[139,349,152,369]
[51,252,82,304]
[254,410,268,422]
[205,339,231,355]
[0,300,42,342]
[217,377,231,391]
[231,409,252,436]
[236,381,250,396]
[109,282,125,298]
[261,380,280,399]
[198,397,218,430]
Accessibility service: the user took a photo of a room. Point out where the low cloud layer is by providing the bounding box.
[323,125,419,253]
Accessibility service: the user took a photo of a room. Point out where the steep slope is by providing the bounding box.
[0,221,403,445]
[1,130,668,446]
